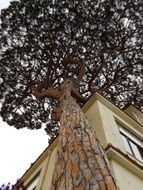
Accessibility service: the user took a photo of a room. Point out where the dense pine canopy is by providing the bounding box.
[0,0,143,141]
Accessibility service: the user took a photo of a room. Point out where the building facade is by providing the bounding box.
[13,93,143,190]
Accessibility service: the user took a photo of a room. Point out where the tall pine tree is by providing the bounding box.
[0,1,142,188]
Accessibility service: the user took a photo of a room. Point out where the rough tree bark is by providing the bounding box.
[51,82,119,190]
[33,59,119,190]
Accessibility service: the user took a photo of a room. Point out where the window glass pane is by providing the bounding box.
[121,134,132,155]
[130,141,143,162]
[119,126,143,147]
[27,177,39,190]
[26,171,41,190]
[117,121,143,162]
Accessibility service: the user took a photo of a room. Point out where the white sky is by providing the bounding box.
[0,0,48,185]
[0,0,11,9]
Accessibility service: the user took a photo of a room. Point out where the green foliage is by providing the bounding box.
[0,0,142,142]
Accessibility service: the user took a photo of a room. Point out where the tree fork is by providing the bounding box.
[33,58,119,189]
[51,82,119,190]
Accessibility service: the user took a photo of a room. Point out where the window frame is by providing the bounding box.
[25,170,41,190]
[116,121,143,162]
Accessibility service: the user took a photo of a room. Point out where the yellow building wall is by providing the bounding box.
[85,99,143,153]
[85,100,125,150]
[84,101,107,148]
[110,159,143,190]
[84,97,143,190]
[42,146,57,190]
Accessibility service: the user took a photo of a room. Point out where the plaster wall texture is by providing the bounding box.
[110,159,143,190]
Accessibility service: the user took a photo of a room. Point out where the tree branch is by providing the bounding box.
[62,59,85,87]
[33,87,62,100]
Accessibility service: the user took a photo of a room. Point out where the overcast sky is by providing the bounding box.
[0,0,48,185]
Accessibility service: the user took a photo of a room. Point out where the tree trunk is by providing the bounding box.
[51,84,119,190]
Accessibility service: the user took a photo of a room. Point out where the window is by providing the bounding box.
[26,171,41,190]
[132,111,143,125]
[117,121,143,162]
